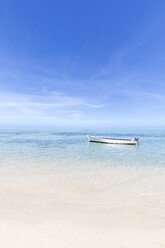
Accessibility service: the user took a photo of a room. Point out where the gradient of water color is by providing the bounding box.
[0,128,165,195]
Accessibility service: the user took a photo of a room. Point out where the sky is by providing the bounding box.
[0,0,165,128]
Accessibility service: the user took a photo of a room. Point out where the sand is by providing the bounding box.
[0,173,165,248]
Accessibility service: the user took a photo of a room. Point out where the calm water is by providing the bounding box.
[0,128,165,171]
[0,128,165,195]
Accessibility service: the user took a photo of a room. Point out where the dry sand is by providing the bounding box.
[0,172,165,248]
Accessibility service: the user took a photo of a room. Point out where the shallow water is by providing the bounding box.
[0,128,165,166]
[0,128,165,196]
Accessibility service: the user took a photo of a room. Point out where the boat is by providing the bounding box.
[87,136,139,145]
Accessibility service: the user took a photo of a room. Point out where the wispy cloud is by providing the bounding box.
[0,90,104,109]
[0,90,104,125]
[121,89,164,100]
[84,103,104,108]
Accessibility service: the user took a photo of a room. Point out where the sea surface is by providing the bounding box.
[0,128,165,195]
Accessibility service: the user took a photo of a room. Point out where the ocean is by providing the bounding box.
[0,128,165,195]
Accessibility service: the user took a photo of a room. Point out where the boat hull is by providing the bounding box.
[87,136,138,145]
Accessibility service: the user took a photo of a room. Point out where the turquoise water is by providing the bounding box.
[0,128,165,196]
[0,128,165,172]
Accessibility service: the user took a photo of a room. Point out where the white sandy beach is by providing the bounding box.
[0,166,165,248]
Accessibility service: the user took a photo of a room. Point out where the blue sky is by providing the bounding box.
[0,0,165,127]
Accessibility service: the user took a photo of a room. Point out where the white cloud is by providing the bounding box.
[84,103,103,108]
[0,90,104,109]
[121,89,164,100]
[0,90,103,125]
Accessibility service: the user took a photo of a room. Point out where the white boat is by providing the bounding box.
[87,136,139,145]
